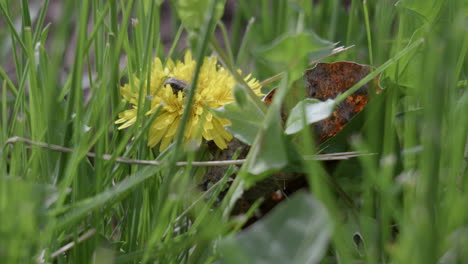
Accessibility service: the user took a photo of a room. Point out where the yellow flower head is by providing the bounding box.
[116,51,262,151]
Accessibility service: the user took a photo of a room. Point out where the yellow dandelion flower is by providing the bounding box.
[116,51,262,151]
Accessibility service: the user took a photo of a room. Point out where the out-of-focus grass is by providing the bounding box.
[0,0,467,263]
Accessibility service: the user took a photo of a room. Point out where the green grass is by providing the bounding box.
[1,0,467,263]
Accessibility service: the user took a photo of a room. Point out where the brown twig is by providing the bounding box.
[50,229,96,258]
[5,136,374,167]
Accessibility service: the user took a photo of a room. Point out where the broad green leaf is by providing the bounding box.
[220,191,332,264]
[211,99,265,146]
[285,98,335,135]
[233,84,248,108]
[258,32,334,64]
[245,110,287,176]
[244,77,289,178]
[396,0,444,23]
[257,32,335,82]
[175,0,226,31]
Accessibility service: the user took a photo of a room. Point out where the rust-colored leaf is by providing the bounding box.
[305,62,377,143]
[264,61,379,143]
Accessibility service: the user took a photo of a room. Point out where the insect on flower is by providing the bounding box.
[164,77,189,94]
[115,51,263,151]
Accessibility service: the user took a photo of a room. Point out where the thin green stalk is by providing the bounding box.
[8,63,28,136]
[327,0,339,41]
[0,2,27,52]
[166,24,184,59]
[299,85,353,263]
[31,0,50,42]
[1,2,26,91]
[86,2,111,52]
[335,37,424,104]
[235,17,255,66]
[0,67,18,95]
[56,0,91,208]
[363,0,374,65]
[24,28,43,180]
[0,82,7,175]
[140,2,223,259]
[345,0,359,46]
[168,0,221,164]
[135,0,158,140]
[260,0,271,41]
[218,22,235,66]
[211,38,267,113]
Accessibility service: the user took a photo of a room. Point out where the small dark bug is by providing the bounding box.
[164,77,189,94]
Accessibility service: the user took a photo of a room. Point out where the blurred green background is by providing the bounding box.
[0,0,467,263]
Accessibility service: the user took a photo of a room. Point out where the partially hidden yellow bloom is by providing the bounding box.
[115,51,262,151]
